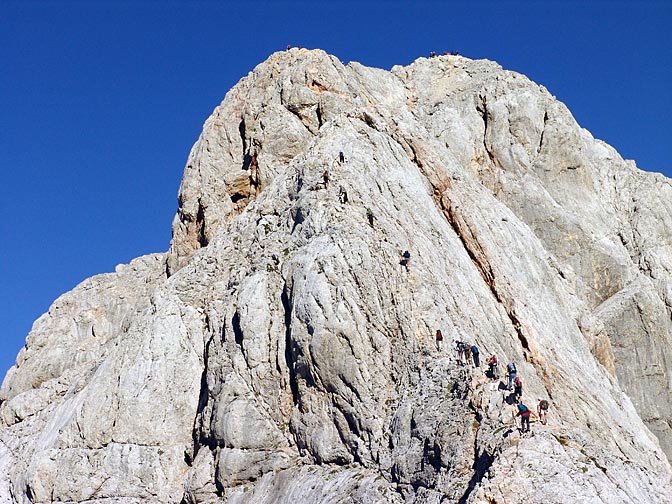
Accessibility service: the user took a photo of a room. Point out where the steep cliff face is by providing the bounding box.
[2,49,672,503]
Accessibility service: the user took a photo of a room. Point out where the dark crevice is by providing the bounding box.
[281,283,299,406]
[242,153,254,171]
[290,207,305,234]
[422,438,442,473]
[232,311,243,347]
[238,118,247,156]
[230,193,247,204]
[196,199,208,248]
[316,103,324,129]
[458,448,494,504]
[192,330,215,458]
[537,111,549,155]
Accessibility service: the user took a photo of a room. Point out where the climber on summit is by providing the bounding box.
[516,402,531,433]
[487,354,498,379]
[323,170,330,189]
[538,398,549,425]
[506,362,517,390]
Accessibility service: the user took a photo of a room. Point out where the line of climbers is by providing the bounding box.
[284,45,459,58]
[434,330,550,434]
[429,50,460,58]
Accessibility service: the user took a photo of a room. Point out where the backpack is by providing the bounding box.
[508,362,516,374]
[540,400,549,410]
[471,345,479,355]
[518,404,529,414]
[514,376,522,386]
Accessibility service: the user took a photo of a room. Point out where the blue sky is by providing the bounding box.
[2,0,671,380]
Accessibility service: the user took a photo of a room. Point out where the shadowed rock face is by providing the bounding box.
[2,49,672,503]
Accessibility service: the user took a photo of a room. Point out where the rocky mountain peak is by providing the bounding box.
[3,49,672,503]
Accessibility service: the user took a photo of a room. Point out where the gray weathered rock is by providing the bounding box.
[2,48,672,503]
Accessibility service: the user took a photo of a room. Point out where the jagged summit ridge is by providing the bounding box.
[2,48,672,503]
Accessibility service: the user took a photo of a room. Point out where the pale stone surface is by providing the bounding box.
[2,48,672,503]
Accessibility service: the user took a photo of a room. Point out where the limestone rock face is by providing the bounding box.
[3,48,672,503]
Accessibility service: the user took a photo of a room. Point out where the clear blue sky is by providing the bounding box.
[2,1,671,380]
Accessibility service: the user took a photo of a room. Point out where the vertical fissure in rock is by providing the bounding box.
[537,111,549,155]
[316,102,324,129]
[238,118,247,157]
[458,446,494,504]
[281,283,299,406]
[232,310,243,347]
[477,97,496,165]
[196,198,208,248]
[443,202,530,353]
[192,331,215,457]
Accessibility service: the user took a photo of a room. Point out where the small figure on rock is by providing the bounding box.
[338,185,349,204]
[429,51,437,58]
[471,344,480,367]
[287,44,291,50]
[435,329,443,351]
[323,170,330,189]
[400,250,411,271]
[514,376,523,401]
[538,398,549,425]
[516,402,531,433]
[367,208,375,227]
[487,354,498,379]
[443,50,448,56]
[339,151,345,163]
[464,343,472,364]
[454,340,465,365]
[506,362,517,390]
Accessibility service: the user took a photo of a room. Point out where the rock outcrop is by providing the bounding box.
[2,48,672,503]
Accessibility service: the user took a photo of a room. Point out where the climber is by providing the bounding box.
[454,340,464,365]
[287,44,291,50]
[487,354,498,379]
[339,151,345,163]
[516,402,531,433]
[464,343,472,364]
[514,376,523,401]
[506,362,517,390]
[323,170,330,189]
[400,250,411,271]
[338,185,349,204]
[435,329,443,351]
[471,344,480,367]
[538,398,549,425]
